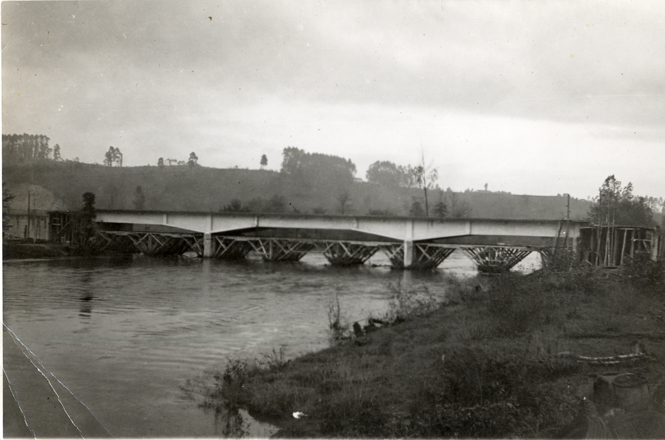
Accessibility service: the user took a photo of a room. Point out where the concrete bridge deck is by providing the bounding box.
[94,210,585,270]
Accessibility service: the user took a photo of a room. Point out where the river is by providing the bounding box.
[2,251,540,437]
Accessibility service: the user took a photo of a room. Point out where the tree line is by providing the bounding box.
[3,134,62,162]
[588,175,657,227]
[281,146,357,183]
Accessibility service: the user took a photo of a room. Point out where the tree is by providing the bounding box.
[221,199,247,212]
[113,147,123,167]
[265,195,287,213]
[413,150,439,217]
[3,182,15,238]
[432,201,448,218]
[447,191,472,218]
[188,152,198,167]
[409,200,425,217]
[281,147,356,184]
[79,192,97,250]
[588,175,654,227]
[366,161,403,187]
[157,157,164,168]
[104,147,123,167]
[336,190,352,215]
[260,154,268,169]
[53,144,62,161]
[133,186,145,210]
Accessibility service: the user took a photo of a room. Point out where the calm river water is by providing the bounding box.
[3,251,540,437]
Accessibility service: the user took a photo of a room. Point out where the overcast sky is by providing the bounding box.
[3,0,664,199]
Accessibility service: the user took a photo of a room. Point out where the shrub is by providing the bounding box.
[383,281,447,322]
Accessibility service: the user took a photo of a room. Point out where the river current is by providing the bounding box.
[3,251,540,437]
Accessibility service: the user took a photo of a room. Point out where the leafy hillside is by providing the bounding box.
[3,160,592,220]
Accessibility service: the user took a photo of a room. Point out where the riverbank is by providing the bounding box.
[204,258,665,438]
[2,240,73,260]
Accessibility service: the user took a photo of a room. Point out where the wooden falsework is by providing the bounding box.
[126,232,191,256]
[318,241,379,265]
[246,238,315,261]
[461,246,532,274]
[583,226,658,267]
[379,243,456,270]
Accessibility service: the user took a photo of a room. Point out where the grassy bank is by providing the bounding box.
[203,257,665,438]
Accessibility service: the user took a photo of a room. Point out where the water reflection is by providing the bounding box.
[214,408,247,438]
[78,294,94,319]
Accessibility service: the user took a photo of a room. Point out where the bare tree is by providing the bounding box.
[413,149,438,217]
[447,191,472,218]
[336,190,352,215]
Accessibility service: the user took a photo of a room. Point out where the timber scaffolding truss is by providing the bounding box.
[96,231,545,272]
[96,231,196,256]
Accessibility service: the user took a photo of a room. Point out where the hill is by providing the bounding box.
[3,160,592,220]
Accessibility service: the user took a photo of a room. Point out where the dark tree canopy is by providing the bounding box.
[221,199,247,212]
[409,200,425,217]
[133,185,145,210]
[366,160,424,188]
[3,182,15,237]
[588,175,654,227]
[188,152,198,167]
[81,192,96,220]
[260,154,268,168]
[53,144,62,161]
[433,201,448,218]
[281,147,356,184]
[104,147,123,167]
[2,134,52,162]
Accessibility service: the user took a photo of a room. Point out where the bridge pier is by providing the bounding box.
[203,233,213,258]
[404,240,414,268]
[461,246,532,274]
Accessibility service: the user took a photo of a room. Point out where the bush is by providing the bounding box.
[383,281,447,323]
[622,253,665,291]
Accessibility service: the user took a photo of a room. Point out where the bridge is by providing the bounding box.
[93,210,586,272]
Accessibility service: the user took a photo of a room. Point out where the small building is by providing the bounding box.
[4,209,50,241]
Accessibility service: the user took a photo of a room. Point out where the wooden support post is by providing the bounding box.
[620,229,628,266]
[203,233,213,258]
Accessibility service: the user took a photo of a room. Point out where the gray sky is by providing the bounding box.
[3,0,664,199]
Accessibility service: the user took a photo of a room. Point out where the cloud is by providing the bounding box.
[2,0,664,198]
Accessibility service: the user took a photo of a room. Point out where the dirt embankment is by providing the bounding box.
[202,260,665,438]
